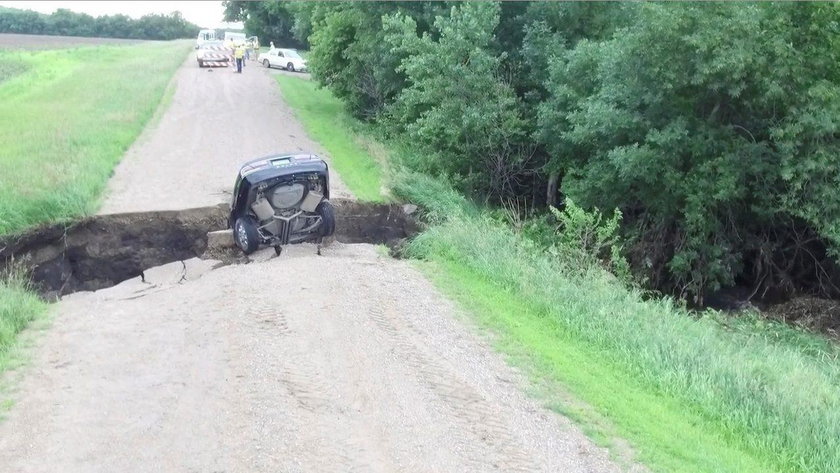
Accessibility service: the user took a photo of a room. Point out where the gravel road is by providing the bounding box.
[0,54,634,472]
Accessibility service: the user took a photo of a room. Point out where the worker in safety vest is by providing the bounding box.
[234,43,245,73]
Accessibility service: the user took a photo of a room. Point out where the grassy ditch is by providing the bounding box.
[395,172,840,473]
[281,68,840,473]
[0,40,190,235]
[0,269,48,375]
[274,75,386,202]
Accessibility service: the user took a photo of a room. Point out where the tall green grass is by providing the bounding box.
[274,75,385,202]
[0,269,48,373]
[0,41,190,235]
[394,172,840,473]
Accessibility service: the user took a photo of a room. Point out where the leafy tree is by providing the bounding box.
[223,1,304,48]
[537,3,840,301]
[384,2,529,200]
[0,6,199,40]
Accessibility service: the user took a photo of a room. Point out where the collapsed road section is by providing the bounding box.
[0,200,419,298]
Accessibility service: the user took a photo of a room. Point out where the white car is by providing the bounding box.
[259,48,307,72]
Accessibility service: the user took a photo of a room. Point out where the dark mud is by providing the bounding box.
[0,199,419,299]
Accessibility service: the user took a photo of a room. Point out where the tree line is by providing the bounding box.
[0,6,200,40]
[267,2,839,305]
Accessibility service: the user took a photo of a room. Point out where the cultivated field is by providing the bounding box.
[0,40,190,235]
[0,33,146,50]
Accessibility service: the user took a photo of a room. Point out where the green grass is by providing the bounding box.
[0,270,48,375]
[274,75,385,202]
[395,174,840,473]
[0,40,191,235]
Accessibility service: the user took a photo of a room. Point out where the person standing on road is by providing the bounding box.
[234,43,245,73]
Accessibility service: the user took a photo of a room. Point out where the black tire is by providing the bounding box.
[287,62,295,72]
[263,59,270,68]
[198,60,204,68]
[317,200,336,237]
[234,216,260,254]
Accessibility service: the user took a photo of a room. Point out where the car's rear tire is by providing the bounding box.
[287,63,295,72]
[234,216,260,254]
[263,59,270,68]
[317,200,336,237]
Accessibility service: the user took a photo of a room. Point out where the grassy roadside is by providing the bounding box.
[276,78,840,473]
[0,41,189,379]
[396,180,840,473]
[0,40,191,235]
[274,75,385,202]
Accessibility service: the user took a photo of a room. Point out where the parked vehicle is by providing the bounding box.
[224,32,247,45]
[229,153,335,254]
[258,48,308,72]
[196,29,216,49]
[196,41,230,68]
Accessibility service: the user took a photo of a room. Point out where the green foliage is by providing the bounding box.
[536,3,840,300]
[273,75,385,202]
[298,2,442,120]
[0,53,28,83]
[383,3,530,199]
[548,199,630,281]
[0,41,191,234]
[402,181,840,473]
[289,1,840,302]
[222,1,305,49]
[0,6,199,40]
[0,266,47,371]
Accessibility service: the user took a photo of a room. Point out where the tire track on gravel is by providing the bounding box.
[367,299,538,472]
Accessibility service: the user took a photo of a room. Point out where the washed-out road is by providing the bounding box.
[0,54,632,472]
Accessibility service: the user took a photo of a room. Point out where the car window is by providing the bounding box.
[277,52,284,57]
[285,50,302,59]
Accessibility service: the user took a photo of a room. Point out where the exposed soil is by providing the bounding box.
[0,55,635,472]
[0,33,147,50]
[0,200,419,299]
[763,297,840,338]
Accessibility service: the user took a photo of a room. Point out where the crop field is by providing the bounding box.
[0,33,146,50]
[0,40,190,235]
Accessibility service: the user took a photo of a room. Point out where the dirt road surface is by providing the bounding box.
[99,54,350,214]
[0,54,634,472]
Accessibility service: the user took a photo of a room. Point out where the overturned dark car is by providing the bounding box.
[229,153,336,254]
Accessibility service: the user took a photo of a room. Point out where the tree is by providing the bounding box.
[384,2,529,200]
[223,1,304,48]
[537,3,840,300]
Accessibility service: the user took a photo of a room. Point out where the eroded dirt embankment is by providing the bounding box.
[0,200,419,299]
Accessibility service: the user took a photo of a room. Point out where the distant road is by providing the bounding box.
[0,33,147,50]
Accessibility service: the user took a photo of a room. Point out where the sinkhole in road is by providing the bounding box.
[0,199,420,299]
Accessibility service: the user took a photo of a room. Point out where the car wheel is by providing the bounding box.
[287,63,295,72]
[234,216,260,254]
[317,200,336,237]
[198,60,204,68]
[263,59,270,68]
